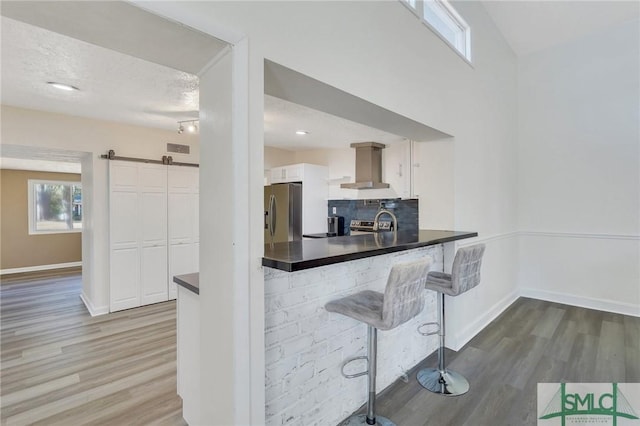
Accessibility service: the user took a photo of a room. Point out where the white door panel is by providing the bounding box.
[168,193,193,242]
[139,165,167,189]
[110,192,139,248]
[141,192,167,244]
[141,245,168,305]
[168,168,193,191]
[110,248,140,311]
[110,163,138,191]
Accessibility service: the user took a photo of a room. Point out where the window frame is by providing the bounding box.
[27,179,83,235]
[400,0,472,65]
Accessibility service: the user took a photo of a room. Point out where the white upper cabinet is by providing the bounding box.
[270,164,303,184]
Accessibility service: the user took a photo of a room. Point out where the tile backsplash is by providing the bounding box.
[327,198,419,235]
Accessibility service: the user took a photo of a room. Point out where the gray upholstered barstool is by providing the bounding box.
[417,244,485,396]
[325,257,432,426]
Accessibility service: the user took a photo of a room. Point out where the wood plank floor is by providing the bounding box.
[361,297,640,426]
[2,272,639,425]
[1,271,186,426]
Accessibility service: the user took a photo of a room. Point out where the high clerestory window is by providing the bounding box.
[401,0,471,63]
[28,180,82,234]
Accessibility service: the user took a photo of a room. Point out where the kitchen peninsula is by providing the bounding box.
[263,229,477,271]
[175,229,476,425]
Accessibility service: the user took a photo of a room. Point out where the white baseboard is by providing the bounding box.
[520,287,640,317]
[451,288,520,351]
[1,261,82,276]
[80,292,109,317]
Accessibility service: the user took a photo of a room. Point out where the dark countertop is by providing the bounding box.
[263,229,478,272]
[173,273,199,294]
[302,233,341,239]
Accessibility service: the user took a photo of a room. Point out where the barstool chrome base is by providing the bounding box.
[338,414,396,426]
[416,368,469,396]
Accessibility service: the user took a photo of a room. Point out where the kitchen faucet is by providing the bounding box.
[373,207,397,232]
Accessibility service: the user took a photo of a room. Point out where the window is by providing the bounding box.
[401,0,471,62]
[28,180,82,234]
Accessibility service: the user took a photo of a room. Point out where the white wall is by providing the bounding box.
[132,0,519,421]
[432,0,520,350]
[1,106,199,314]
[517,18,640,315]
[413,139,455,230]
[199,50,240,425]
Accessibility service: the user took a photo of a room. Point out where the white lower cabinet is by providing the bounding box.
[109,161,199,312]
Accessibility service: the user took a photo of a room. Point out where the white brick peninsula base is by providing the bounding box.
[264,245,442,426]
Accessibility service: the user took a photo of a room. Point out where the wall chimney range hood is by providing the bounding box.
[341,142,390,189]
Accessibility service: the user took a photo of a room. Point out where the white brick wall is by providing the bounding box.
[264,245,442,426]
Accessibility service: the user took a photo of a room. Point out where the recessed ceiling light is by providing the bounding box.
[295,130,309,135]
[47,82,79,91]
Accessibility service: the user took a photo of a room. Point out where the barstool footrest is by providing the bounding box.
[341,355,368,379]
[417,321,440,336]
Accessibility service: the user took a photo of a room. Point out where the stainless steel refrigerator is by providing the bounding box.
[264,183,302,244]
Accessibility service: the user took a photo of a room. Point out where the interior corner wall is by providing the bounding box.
[439,1,520,350]
[136,0,519,422]
[1,106,200,314]
[0,169,82,270]
[517,19,640,316]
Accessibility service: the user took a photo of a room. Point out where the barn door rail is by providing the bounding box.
[100,150,199,167]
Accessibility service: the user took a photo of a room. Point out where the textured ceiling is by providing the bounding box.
[0,0,229,75]
[1,17,200,130]
[3,0,636,159]
[0,13,408,153]
[0,15,411,154]
[482,1,639,57]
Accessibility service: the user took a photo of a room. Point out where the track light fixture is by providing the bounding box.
[177,120,198,134]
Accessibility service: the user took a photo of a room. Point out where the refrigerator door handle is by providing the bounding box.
[269,194,276,237]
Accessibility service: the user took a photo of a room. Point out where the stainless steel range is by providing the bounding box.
[349,219,393,235]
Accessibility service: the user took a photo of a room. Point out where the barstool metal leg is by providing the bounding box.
[437,293,445,372]
[417,293,470,396]
[366,325,376,424]
[339,326,395,426]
